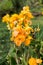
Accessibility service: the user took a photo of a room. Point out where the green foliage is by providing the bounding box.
[12,0,43,13]
[0,19,10,64]
[0,0,13,11]
[0,0,43,13]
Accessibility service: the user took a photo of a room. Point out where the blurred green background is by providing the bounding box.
[0,0,43,14]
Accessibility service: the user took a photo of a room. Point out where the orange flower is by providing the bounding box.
[25,39,31,46]
[28,57,42,65]
[25,36,32,46]
[14,34,25,46]
[2,6,34,46]
[12,30,19,37]
[28,57,37,65]
[20,6,33,20]
[12,25,25,35]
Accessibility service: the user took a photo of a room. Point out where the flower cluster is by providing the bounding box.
[28,57,42,65]
[2,6,33,46]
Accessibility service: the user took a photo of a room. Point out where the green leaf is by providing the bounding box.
[0,20,10,64]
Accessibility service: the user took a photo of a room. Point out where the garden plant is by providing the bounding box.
[0,6,43,65]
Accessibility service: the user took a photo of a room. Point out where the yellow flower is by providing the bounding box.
[23,6,30,11]
[2,14,10,22]
[19,13,25,23]
[25,26,32,31]
[20,11,33,19]
[20,6,33,20]
[25,26,33,35]
[28,57,37,65]
[36,59,42,64]
[10,14,18,22]
[9,23,14,29]
[27,12,34,19]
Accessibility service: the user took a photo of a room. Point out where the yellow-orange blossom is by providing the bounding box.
[2,6,33,46]
[28,57,42,65]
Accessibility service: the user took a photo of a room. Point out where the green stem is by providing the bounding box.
[22,53,27,65]
[38,24,40,41]
[10,58,11,65]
